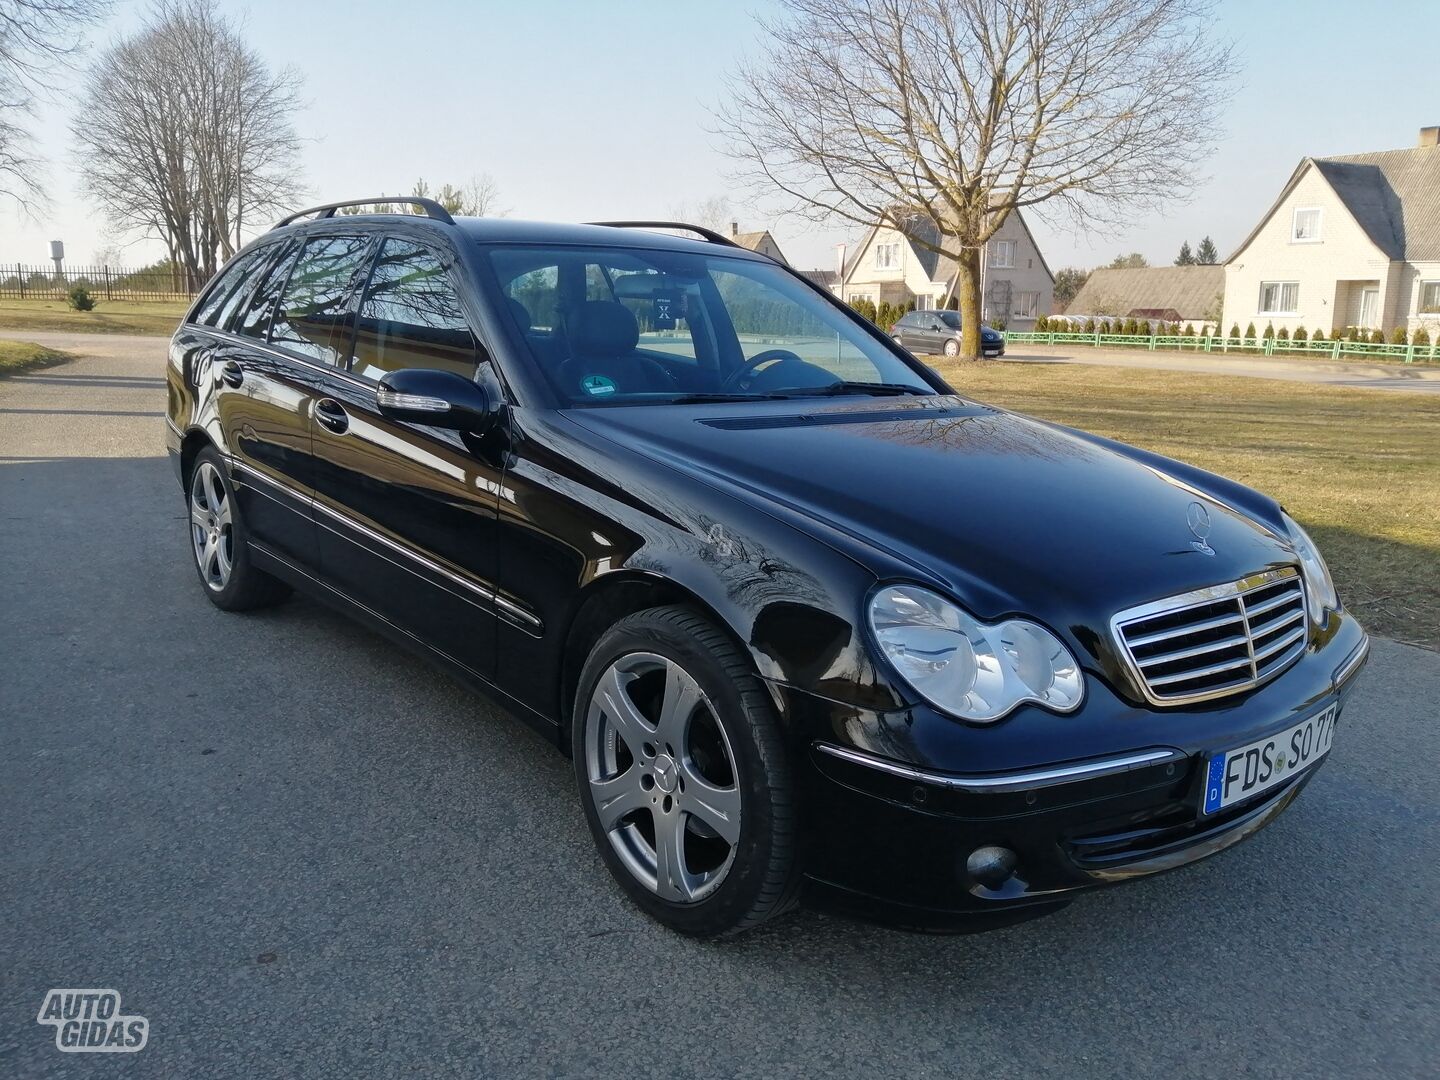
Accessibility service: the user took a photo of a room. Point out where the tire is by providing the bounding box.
[185,446,290,612]
[572,605,799,937]
[943,338,960,357]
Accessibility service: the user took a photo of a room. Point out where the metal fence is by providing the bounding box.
[0,264,194,302]
[1004,331,1440,365]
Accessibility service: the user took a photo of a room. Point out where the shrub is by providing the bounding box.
[1184,323,1196,337]
[1098,319,1111,334]
[1389,326,1408,345]
[1276,327,1289,341]
[1371,328,1385,344]
[1244,322,1257,340]
[67,285,96,312]
[991,317,1007,331]
[850,297,877,323]
[1123,318,1138,336]
[1293,327,1308,344]
[1084,318,1096,334]
[1229,323,1241,341]
[1413,327,1431,346]
[1035,315,1049,332]
[1262,322,1275,340]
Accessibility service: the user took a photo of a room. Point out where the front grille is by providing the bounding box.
[1112,568,1308,705]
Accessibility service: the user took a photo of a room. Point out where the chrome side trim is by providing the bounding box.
[187,325,376,392]
[1332,634,1370,690]
[230,460,542,634]
[813,742,1185,794]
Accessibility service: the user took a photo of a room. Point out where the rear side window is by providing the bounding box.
[270,235,372,365]
[191,247,270,329]
[235,241,299,340]
[351,238,478,380]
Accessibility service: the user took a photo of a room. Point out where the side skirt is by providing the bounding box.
[248,540,560,746]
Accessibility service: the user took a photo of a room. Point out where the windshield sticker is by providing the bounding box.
[580,374,618,397]
[653,291,678,330]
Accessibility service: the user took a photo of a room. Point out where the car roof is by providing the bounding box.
[268,213,773,260]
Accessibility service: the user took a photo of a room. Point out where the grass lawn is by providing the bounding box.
[0,298,188,336]
[0,339,74,376]
[927,357,1440,650]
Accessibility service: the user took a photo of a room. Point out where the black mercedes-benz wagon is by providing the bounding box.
[166,199,1369,936]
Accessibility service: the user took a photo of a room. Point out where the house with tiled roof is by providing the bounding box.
[727,224,788,265]
[1066,265,1224,325]
[838,209,1053,329]
[1223,127,1440,336]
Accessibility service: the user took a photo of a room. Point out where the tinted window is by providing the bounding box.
[270,235,372,364]
[235,241,299,340]
[351,238,477,381]
[191,247,270,328]
[938,311,962,329]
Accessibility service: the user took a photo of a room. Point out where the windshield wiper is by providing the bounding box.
[663,392,793,404]
[773,381,932,398]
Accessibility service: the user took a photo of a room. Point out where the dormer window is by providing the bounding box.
[1291,207,1322,243]
[874,242,901,269]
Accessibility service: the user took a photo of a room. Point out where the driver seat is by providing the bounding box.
[557,301,676,397]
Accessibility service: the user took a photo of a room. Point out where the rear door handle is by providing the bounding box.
[315,397,350,434]
[217,359,244,388]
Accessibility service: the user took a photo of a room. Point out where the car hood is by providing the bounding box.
[566,395,1295,625]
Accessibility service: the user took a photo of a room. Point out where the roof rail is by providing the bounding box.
[272,197,456,230]
[586,221,743,249]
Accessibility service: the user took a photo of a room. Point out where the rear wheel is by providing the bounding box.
[573,606,799,937]
[186,447,289,611]
[943,338,960,357]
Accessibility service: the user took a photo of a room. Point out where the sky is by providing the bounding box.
[2,0,1437,276]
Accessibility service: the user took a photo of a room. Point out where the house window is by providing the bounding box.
[1421,281,1440,313]
[990,240,1016,268]
[1291,208,1322,243]
[1258,281,1299,314]
[1013,291,1039,319]
[874,242,901,269]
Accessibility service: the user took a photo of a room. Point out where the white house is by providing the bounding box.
[727,224,788,265]
[1223,127,1440,336]
[839,210,1054,329]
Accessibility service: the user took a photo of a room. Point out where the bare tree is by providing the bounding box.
[667,193,736,234]
[410,174,506,217]
[71,0,303,290]
[714,0,1237,357]
[0,0,111,209]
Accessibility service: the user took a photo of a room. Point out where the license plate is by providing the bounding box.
[1202,705,1337,815]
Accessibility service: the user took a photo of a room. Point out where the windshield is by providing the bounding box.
[484,245,937,404]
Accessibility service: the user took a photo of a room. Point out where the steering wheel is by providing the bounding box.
[721,348,811,392]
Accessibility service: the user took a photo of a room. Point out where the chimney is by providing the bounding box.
[1420,126,1439,148]
[730,221,739,236]
[835,243,846,277]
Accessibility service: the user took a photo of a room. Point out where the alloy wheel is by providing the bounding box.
[584,651,741,903]
[944,338,960,356]
[189,461,234,592]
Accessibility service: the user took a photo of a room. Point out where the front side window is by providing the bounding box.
[1292,207,1322,242]
[990,240,1016,268]
[1420,281,1440,313]
[874,242,900,269]
[270,235,372,365]
[352,238,478,380]
[1013,291,1039,319]
[1258,281,1299,314]
[485,245,935,405]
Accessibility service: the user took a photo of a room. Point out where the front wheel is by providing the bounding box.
[573,606,799,937]
[943,338,960,357]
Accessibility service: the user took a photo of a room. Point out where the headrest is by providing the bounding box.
[569,300,639,358]
[506,297,532,330]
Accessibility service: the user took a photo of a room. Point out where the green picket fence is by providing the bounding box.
[1003,331,1439,364]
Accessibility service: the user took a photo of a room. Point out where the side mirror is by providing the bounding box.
[376,368,498,433]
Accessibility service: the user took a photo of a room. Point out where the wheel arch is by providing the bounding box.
[179,427,217,487]
[556,570,775,751]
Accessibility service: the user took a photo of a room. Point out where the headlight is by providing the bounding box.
[1281,511,1338,623]
[867,585,1084,723]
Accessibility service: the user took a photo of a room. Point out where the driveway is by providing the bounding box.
[3,339,1438,1078]
[1000,342,1440,393]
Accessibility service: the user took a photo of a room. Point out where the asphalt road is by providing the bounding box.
[3,335,1438,1079]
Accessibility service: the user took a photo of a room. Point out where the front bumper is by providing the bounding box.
[982,339,1005,358]
[783,622,1369,929]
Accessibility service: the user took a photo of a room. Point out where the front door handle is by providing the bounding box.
[315,397,350,434]
[217,359,244,388]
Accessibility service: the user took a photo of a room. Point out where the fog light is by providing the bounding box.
[966,845,1018,888]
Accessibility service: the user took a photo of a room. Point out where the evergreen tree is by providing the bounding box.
[1174,241,1195,266]
[1196,236,1219,264]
